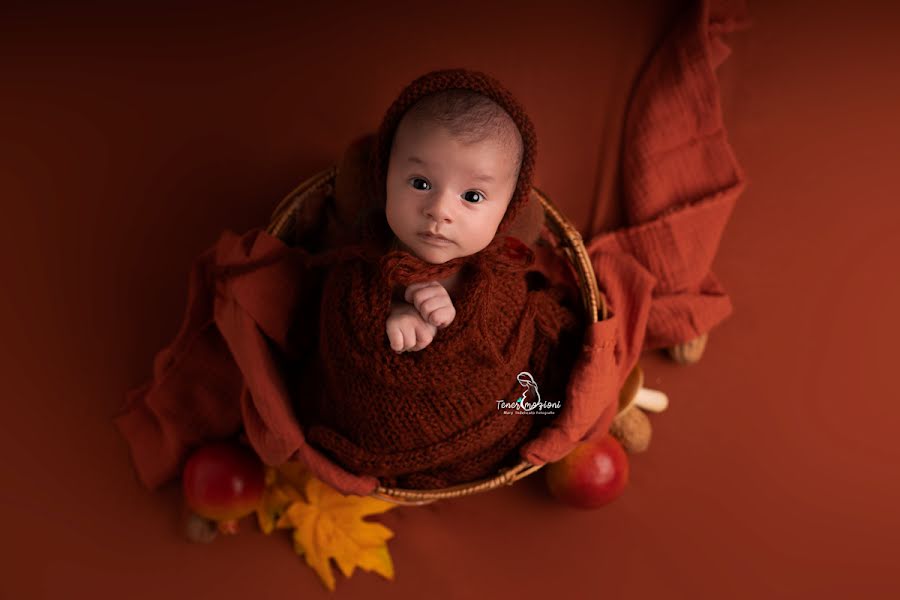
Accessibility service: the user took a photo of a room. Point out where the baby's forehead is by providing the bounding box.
[410,124,511,152]
[396,115,523,167]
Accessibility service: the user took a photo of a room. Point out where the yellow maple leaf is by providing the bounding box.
[282,477,396,591]
[256,463,309,535]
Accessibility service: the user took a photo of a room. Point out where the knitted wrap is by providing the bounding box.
[294,68,577,489]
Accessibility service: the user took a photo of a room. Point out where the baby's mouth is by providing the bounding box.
[418,232,453,245]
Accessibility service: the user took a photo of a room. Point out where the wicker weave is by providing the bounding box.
[266,167,608,505]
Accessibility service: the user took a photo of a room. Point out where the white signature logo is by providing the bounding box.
[497,371,561,415]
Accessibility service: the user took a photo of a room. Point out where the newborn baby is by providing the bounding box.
[383,89,526,352]
[297,69,580,489]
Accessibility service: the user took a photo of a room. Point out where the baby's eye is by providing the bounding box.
[462,190,485,204]
[409,177,431,191]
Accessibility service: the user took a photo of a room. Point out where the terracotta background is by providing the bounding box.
[2,0,898,597]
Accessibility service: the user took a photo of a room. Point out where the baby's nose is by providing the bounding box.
[423,190,455,223]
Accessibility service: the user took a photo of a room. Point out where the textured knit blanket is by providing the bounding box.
[299,235,578,489]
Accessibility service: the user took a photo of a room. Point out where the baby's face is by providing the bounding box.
[385,118,520,264]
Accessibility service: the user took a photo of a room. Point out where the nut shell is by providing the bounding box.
[667,333,709,365]
[183,510,219,544]
[610,406,652,453]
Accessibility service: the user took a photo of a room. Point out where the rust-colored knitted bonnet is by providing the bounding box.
[361,68,537,247]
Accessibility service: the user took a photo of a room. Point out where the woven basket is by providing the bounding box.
[266,166,608,505]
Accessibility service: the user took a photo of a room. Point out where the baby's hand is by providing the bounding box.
[403,281,457,329]
[386,302,438,353]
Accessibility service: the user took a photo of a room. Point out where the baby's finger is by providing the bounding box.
[419,295,449,319]
[405,281,441,305]
[428,305,456,328]
[411,287,446,318]
[387,325,405,352]
[411,325,434,351]
[418,294,454,323]
[402,282,429,303]
[401,325,417,352]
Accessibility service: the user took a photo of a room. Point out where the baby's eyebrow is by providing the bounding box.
[470,173,495,183]
[407,156,495,183]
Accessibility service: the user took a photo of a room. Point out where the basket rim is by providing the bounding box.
[267,166,608,505]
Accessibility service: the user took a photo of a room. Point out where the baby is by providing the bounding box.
[383,88,525,353]
[299,69,580,490]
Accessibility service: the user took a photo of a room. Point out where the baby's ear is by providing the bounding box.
[503,190,545,248]
[319,134,377,249]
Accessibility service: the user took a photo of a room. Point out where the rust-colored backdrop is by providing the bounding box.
[1,1,898,598]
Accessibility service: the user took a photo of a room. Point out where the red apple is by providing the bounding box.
[544,435,629,508]
[182,441,265,534]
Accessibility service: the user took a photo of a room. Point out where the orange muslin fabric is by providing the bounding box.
[114,0,748,495]
[523,0,750,463]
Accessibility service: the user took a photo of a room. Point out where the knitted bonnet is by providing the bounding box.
[360,67,538,250]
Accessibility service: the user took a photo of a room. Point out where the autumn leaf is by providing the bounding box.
[255,463,309,535]
[282,477,396,591]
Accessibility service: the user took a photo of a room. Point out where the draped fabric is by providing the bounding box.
[114,0,748,495]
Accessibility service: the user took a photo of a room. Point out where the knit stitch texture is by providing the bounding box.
[296,68,580,488]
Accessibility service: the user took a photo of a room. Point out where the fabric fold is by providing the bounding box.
[520,0,749,464]
[113,241,244,490]
[521,250,657,464]
[608,0,750,348]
